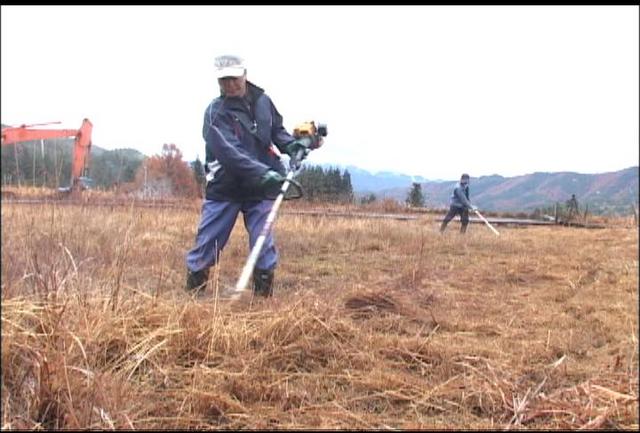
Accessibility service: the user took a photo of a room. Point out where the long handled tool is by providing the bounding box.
[473,209,500,236]
[229,169,298,300]
[227,122,327,300]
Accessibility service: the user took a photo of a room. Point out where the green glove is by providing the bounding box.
[260,170,285,188]
[285,139,310,158]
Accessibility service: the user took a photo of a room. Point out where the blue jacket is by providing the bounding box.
[449,182,473,209]
[202,81,295,201]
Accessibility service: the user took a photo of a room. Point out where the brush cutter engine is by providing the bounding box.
[276,120,328,200]
[293,121,328,149]
[289,121,328,171]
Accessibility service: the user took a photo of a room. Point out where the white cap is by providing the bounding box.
[214,54,246,79]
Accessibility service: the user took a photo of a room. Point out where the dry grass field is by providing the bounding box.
[1,196,638,429]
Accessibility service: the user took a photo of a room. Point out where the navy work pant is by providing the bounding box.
[185,199,278,273]
[440,205,469,233]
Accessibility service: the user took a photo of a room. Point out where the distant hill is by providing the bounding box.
[317,164,431,192]
[317,164,639,215]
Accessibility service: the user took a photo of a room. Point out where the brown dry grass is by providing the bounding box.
[1,197,638,429]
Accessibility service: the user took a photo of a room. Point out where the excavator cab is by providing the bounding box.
[58,176,94,193]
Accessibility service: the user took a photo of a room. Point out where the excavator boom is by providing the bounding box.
[1,118,93,192]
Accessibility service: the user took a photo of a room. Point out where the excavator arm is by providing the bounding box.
[1,118,93,192]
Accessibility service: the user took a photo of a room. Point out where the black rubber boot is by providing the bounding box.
[185,268,209,294]
[253,268,274,297]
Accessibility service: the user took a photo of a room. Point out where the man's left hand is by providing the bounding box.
[260,170,286,188]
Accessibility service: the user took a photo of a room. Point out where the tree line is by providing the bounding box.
[1,140,143,190]
[295,166,353,203]
[1,141,355,202]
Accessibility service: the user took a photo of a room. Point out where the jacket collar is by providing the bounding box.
[245,81,264,104]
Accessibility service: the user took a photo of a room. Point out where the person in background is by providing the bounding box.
[566,193,579,221]
[184,54,316,297]
[439,173,477,234]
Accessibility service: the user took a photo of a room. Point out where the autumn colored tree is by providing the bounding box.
[134,143,200,198]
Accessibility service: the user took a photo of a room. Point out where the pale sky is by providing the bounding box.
[2,5,638,181]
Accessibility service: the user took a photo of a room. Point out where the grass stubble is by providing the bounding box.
[1,199,638,429]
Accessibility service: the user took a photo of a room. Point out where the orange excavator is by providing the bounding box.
[1,118,93,194]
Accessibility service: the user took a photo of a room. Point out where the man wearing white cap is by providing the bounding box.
[185,54,311,297]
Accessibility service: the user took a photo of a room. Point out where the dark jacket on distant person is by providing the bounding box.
[449,182,473,209]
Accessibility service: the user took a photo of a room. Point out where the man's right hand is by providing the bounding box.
[470,205,478,212]
[260,170,285,188]
[286,139,310,160]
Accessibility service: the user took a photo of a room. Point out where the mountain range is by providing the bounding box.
[322,164,639,215]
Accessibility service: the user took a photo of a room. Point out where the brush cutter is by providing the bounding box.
[227,121,328,300]
[473,209,500,236]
